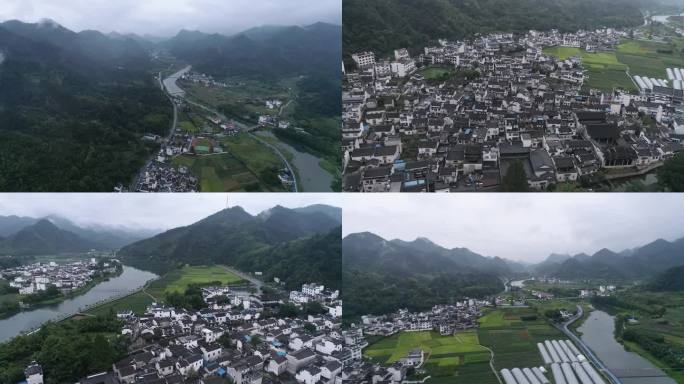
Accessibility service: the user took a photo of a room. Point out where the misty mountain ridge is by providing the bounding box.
[0,214,160,252]
[162,21,341,79]
[0,219,98,256]
[343,231,507,318]
[344,232,684,281]
[536,237,684,279]
[343,232,523,277]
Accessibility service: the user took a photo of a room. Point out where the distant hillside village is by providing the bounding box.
[0,258,120,296]
[18,283,343,384]
[342,27,684,192]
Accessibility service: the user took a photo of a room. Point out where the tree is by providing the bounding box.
[278,303,300,318]
[658,154,684,192]
[544,309,563,322]
[304,301,325,315]
[499,161,529,192]
[304,323,317,333]
[218,333,232,348]
[250,335,262,346]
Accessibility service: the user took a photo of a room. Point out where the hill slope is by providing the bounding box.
[118,205,342,285]
[647,265,684,291]
[534,237,684,280]
[343,232,506,318]
[343,0,644,57]
[165,23,341,79]
[0,21,171,191]
[0,219,99,255]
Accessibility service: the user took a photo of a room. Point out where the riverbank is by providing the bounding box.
[0,266,124,320]
[0,266,158,343]
[85,265,245,318]
[590,291,684,383]
[255,131,334,192]
[578,309,676,384]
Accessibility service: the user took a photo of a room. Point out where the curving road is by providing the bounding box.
[218,265,265,296]
[248,133,299,192]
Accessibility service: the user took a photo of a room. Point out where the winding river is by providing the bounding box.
[0,266,158,343]
[163,65,192,97]
[578,310,676,384]
[255,131,334,192]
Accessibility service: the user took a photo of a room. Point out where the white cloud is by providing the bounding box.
[0,0,341,35]
[341,194,684,262]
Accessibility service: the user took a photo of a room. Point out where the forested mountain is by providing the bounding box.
[0,219,98,255]
[118,205,342,288]
[343,232,518,276]
[534,237,684,280]
[0,20,172,191]
[291,205,342,223]
[0,216,39,237]
[342,232,507,318]
[1,19,152,70]
[343,0,645,57]
[42,216,159,249]
[164,22,341,79]
[647,265,684,291]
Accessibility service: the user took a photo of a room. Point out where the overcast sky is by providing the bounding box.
[0,0,341,36]
[342,194,684,263]
[0,193,341,232]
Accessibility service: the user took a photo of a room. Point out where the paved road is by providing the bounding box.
[248,133,299,192]
[218,265,266,296]
[557,305,623,384]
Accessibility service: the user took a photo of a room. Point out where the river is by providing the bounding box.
[255,131,334,192]
[163,65,192,97]
[578,310,676,384]
[651,14,684,24]
[0,266,158,343]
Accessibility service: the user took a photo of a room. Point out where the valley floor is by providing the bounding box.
[84,265,244,317]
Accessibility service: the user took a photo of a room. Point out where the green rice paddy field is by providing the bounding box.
[363,308,568,383]
[543,39,684,92]
[364,330,497,384]
[146,266,242,298]
[84,266,243,316]
[478,307,566,370]
[171,134,286,192]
